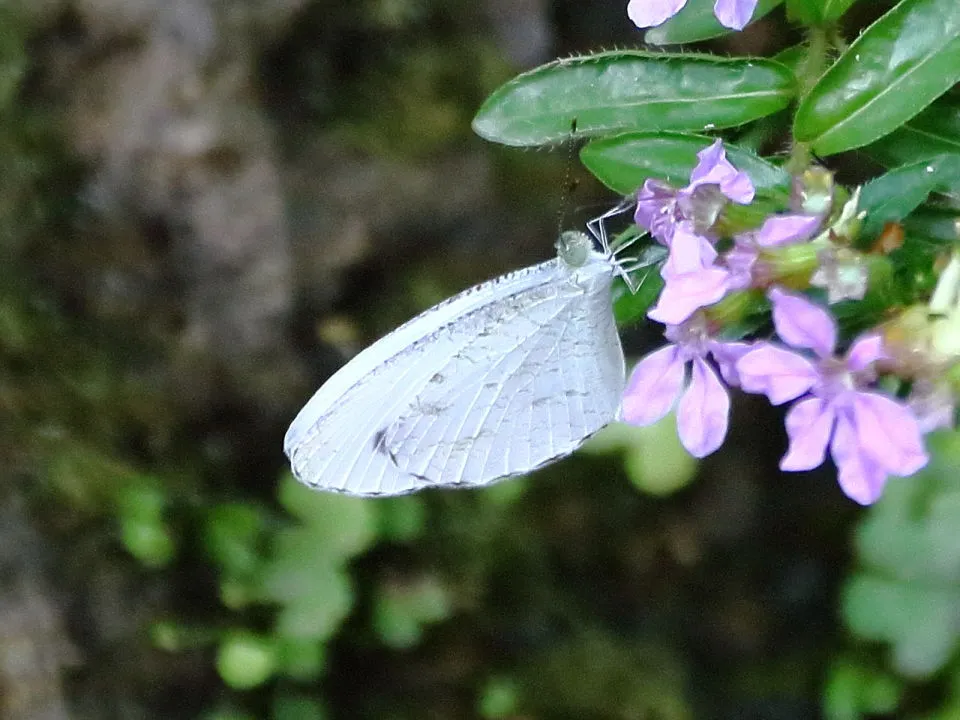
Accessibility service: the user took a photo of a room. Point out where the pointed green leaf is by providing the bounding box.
[581,131,789,194]
[794,0,960,156]
[643,0,783,45]
[473,52,795,147]
[865,93,960,166]
[858,154,960,237]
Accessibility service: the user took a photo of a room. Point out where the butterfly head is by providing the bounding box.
[556,230,593,269]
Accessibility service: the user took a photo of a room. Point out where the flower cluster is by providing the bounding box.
[621,140,953,505]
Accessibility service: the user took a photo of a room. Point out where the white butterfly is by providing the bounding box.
[284,205,641,496]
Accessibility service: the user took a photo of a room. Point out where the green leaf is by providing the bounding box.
[278,474,377,557]
[277,637,327,681]
[117,476,176,567]
[818,0,860,22]
[624,414,698,497]
[904,207,960,246]
[116,475,167,521]
[205,503,266,576]
[865,92,960,166]
[274,568,353,641]
[844,575,959,677]
[479,677,521,719]
[473,52,795,147]
[376,495,426,542]
[786,0,859,23]
[216,631,277,690]
[644,0,783,45]
[785,0,821,24]
[120,517,176,568]
[794,0,960,156]
[858,154,960,237]
[823,657,903,720]
[772,44,806,76]
[373,577,452,650]
[581,132,790,194]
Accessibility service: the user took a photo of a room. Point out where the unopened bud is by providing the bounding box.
[793,167,834,216]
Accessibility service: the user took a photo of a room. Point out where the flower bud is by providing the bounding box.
[792,166,834,216]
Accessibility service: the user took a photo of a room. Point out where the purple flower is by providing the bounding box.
[622,313,750,457]
[648,222,731,325]
[647,212,821,327]
[628,0,759,30]
[635,140,755,245]
[736,288,929,504]
[725,213,822,290]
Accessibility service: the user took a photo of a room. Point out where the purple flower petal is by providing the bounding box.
[661,224,717,278]
[780,396,834,471]
[845,333,885,372]
[831,414,888,505]
[718,169,756,205]
[848,392,929,476]
[713,0,759,30]
[737,343,819,404]
[708,340,753,386]
[689,140,755,204]
[677,357,730,457]
[635,179,676,241]
[648,267,730,325]
[627,0,688,28]
[689,140,726,184]
[768,287,837,357]
[724,242,757,290]
[754,214,821,248]
[622,344,686,426]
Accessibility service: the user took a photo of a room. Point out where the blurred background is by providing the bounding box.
[0,1,955,718]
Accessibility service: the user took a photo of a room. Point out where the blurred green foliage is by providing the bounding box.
[846,432,960,678]
[828,432,960,718]
[2,1,960,719]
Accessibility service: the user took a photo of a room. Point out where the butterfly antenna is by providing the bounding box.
[586,197,636,255]
[556,118,580,236]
